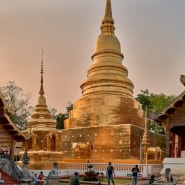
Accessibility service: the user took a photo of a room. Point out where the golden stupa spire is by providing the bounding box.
[81,0,134,97]
[39,49,44,96]
[36,49,47,106]
[27,50,56,128]
[101,0,115,35]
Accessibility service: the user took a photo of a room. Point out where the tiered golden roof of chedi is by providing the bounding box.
[27,60,56,129]
[20,54,63,170]
[65,0,144,129]
[63,0,165,161]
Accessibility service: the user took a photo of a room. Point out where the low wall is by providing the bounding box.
[29,163,163,178]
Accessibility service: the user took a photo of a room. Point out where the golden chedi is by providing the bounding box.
[20,53,63,170]
[62,0,164,161]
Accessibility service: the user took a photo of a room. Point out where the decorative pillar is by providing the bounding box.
[179,135,182,157]
[165,118,171,157]
[171,133,175,157]
[46,133,51,151]
[32,133,37,151]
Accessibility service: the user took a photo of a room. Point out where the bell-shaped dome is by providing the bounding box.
[93,34,122,58]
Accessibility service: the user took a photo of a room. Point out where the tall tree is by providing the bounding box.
[56,102,73,129]
[0,81,34,129]
[136,89,176,135]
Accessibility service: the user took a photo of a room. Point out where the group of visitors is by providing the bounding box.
[32,162,140,185]
[106,162,140,185]
[69,162,140,185]
[33,171,46,185]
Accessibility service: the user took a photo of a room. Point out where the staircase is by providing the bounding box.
[0,170,18,185]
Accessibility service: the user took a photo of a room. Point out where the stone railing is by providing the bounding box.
[0,154,162,179]
[34,163,162,178]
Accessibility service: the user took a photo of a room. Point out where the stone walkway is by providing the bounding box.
[113,179,181,185]
[60,179,182,185]
[136,180,181,185]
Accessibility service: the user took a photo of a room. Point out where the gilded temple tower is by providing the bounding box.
[62,0,164,161]
[65,0,144,129]
[20,51,63,169]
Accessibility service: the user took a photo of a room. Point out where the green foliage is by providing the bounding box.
[65,102,73,117]
[136,89,176,135]
[56,102,73,129]
[56,113,66,129]
[149,93,175,114]
[136,89,152,111]
[0,81,34,129]
[87,164,93,169]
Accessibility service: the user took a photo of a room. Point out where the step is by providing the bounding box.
[0,170,18,185]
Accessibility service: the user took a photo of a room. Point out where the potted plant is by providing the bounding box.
[87,164,93,172]
[85,164,99,181]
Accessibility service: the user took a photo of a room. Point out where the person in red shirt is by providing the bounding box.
[38,171,46,185]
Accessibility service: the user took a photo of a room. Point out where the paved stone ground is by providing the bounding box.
[135,180,181,185]
[113,179,181,185]
[60,178,182,185]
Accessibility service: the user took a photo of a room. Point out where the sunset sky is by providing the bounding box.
[1,0,185,113]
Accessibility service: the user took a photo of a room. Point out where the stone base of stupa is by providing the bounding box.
[18,150,64,170]
[61,124,165,161]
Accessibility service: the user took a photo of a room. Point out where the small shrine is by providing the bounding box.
[155,75,185,179]
[19,52,64,170]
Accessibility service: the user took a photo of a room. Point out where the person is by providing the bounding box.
[149,174,155,184]
[165,168,171,182]
[106,162,115,185]
[38,171,46,185]
[69,172,80,185]
[33,173,38,185]
[131,165,140,185]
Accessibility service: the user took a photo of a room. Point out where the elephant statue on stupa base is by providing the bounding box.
[146,146,163,160]
[71,142,91,159]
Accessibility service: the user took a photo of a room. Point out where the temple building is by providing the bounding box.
[19,53,64,170]
[0,91,27,158]
[156,75,185,178]
[62,0,164,161]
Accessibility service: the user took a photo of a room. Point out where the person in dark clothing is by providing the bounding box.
[106,162,115,185]
[131,165,140,185]
[69,172,80,185]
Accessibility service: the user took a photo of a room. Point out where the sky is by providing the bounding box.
[1,0,185,113]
